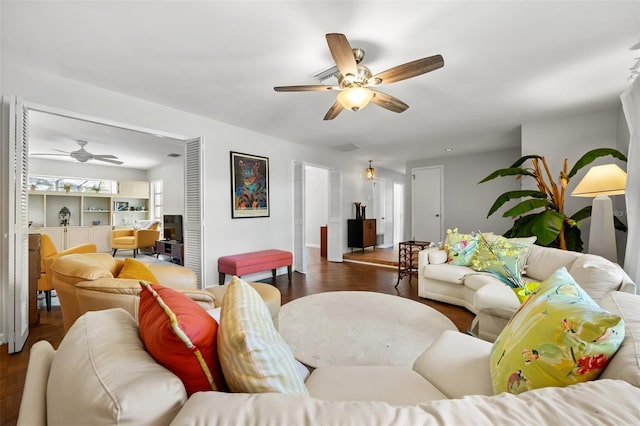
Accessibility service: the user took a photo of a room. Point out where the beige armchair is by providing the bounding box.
[50,253,281,332]
[111,222,160,258]
[37,233,97,311]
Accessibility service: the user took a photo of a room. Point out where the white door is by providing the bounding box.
[184,138,204,288]
[293,161,306,273]
[2,96,30,353]
[393,182,404,246]
[411,166,443,242]
[327,169,343,262]
[372,178,386,246]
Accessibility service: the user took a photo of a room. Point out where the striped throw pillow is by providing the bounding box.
[217,276,307,394]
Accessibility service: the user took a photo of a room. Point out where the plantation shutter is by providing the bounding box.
[184,137,204,288]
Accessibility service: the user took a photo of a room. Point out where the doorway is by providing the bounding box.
[304,165,329,264]
[393,182,404,246]
[411,166,443,242]
[2,97,205,352]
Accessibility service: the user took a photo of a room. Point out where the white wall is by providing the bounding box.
[147,158,185,216]
[405,148,522,240]
[29,157,147,181]
[304,166,328,247]
[1,63,364,293]
[521,108,626,261]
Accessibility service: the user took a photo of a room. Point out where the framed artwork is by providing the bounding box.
[230,151,269,218]
[115,201,129,211]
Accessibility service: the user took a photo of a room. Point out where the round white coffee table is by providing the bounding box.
[279,291,457,368]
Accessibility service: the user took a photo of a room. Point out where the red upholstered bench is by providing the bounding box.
[218,249,293,284]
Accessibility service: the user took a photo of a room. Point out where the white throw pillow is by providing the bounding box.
[217,276,308,394]
[568,254,623,301]
[428,249,448,265]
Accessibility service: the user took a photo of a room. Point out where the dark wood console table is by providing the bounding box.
[395,240,431,288]
[155,240,184,265]
[347,219,376,252]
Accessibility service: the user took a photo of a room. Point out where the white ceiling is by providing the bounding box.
[4,1,639,173]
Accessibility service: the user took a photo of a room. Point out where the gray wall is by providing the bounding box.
[521,108,627,263]
[405,148,522,242]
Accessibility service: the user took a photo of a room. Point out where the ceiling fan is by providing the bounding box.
[30,140,124,165]
[274,33,444,120]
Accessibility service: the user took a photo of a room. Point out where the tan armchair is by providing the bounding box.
[50,253,281,332]
[111,222,160,258]
[37,233,97,311]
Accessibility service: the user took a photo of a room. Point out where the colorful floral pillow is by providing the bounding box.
[445,228,478,266]
[471,236,528,279]
[490,267,625,395]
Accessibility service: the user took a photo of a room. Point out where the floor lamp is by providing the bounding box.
[571,164,627,262]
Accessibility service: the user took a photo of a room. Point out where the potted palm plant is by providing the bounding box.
[479,148,627,252]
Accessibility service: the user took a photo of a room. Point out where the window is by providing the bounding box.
[151,180,163,222]
[28,175,116,194]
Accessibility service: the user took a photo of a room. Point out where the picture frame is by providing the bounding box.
[115,201,129,211]
[230,151,269,218]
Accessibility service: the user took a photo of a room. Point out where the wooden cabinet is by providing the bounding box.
[118,180,150,198]
[155,240,184,265]
[28,234,41,325]
[347,219,377,252]
[30,225,112,253]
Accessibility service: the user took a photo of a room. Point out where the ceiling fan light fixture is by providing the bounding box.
[337,87,374,111]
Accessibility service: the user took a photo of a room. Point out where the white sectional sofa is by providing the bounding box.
[418,244,636,341]
[18,290,640,425]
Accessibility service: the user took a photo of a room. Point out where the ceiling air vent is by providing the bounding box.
[332,143,362,152]
[167,153,181,158]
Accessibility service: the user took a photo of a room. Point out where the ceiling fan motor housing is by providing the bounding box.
[338,64,372,89]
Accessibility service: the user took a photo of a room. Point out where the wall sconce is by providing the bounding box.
[365,160,375,181]
[571,163,627,262]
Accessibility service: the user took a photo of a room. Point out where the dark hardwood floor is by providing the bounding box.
[0,247,473,426]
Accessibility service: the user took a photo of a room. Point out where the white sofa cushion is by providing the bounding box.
[524,245,581,282]
[568,254,624,301]
[598,291,640,386]
[413,330,493,398]
[474,283,520,319]
[305,366,446,405]
[47,308,187,425]
[423,264,471,283]
[170,380,640,426]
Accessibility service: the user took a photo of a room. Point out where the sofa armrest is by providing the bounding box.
[412,330,493,398]
[148,264,197,289]
[620,281,637,294]
[17,341,55,426]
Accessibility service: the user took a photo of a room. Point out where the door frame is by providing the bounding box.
[3,100,206,348]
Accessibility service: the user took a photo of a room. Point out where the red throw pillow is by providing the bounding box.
[138,282,227,395]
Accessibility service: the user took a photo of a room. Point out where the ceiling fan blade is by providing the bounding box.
[52,148,71,154]
[371,55,444,85]
[274,85,334,92]
[93,157,123,165]
[371,91,409,113]
[30,153,68,156]
[326,33,358,78]
[323,102,344,120]
[92,154,119,159]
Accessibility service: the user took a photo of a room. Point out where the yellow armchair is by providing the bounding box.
[37,233,97,311]
[111,222,160,258]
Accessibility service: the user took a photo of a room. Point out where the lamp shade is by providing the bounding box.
[337,87,374,111]
[571,164,627,197]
